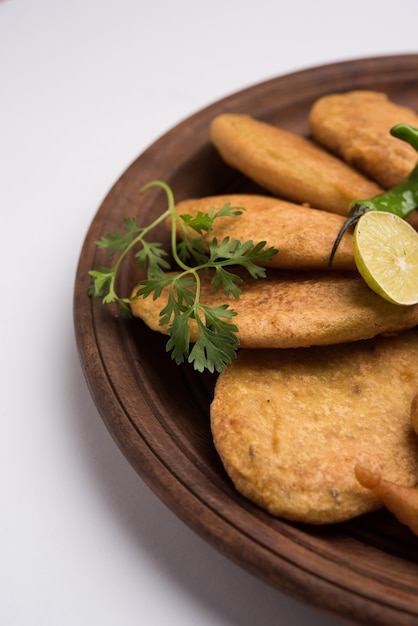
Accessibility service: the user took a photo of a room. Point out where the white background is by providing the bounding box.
[1,1,418,624]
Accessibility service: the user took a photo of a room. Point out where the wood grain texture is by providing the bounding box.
[74,55,418,625]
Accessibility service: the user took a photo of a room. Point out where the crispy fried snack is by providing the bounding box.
[171,194,356,271]
[130,270,418,349]
[210,113,382,215]
[309,90,418,189]
[355,465,418,535]
[210,332,418,524]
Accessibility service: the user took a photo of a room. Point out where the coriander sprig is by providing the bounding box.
[88,180,277,373]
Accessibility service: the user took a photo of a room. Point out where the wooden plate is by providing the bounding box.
[74,55,418,625]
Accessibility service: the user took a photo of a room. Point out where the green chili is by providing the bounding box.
[328,124,418,266]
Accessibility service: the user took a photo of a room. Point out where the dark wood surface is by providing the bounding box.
[74,55,418,625]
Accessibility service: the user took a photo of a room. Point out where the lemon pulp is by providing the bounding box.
[353,211,418,306]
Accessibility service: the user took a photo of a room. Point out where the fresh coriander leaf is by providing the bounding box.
[208,237,277,279]
[158,281,196,326]
[241,241,279,276]
[166,302,239,373]
[122,216,142,233]
[88,267,115,297]
[165,310,193,364]
[211,266,243,298]
[187,306,239,373]
[179,203,244,235]
[135,270,195,301]
[199,302,238,324]
[179,211,213,234]
[208,237,240,261]
[211,201,245,218]
[102,293,132,316]
[135,240,170,271]
[133,267,174,300]
[135,272,197,326]
[176,236,210,265]
[95,217,141,256]
[188,329,236,373]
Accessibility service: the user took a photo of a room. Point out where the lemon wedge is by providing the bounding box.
[353,211,418,306]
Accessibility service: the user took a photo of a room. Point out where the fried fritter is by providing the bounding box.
[210,332,418,524]
[210,113,382,215]
[171,194,355,271]
[130,270,418,348]
[309,90,418,189]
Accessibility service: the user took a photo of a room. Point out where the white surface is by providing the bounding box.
[1,1,417,624]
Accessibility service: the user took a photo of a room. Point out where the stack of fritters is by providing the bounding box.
[130,91,418,527]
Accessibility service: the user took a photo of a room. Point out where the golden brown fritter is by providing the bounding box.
[130,270,418,349]
[210,113,382,215]
[309,90,418,189]
[171,194,355,271]
[210,332,418,524]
